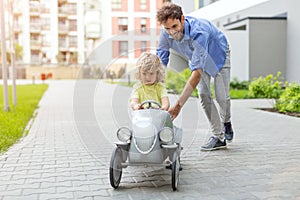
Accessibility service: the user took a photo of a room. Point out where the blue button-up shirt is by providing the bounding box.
[157,16,228,77]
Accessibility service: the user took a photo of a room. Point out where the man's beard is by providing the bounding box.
[171,31,184,41]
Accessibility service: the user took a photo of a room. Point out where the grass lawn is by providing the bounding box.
[0,84,48,153]
[229,89,249,99]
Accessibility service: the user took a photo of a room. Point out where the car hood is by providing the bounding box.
[132,109,172,128]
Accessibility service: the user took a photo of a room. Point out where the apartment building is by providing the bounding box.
[14,0,90,65]
[86,0,201,79]
[3,0,200,79]
[98,0,167,78]
[5,0,167,79]
[0,0,102,78]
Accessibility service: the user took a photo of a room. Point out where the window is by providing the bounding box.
[141,41,147,52]
[42,35,51,46]
[69,19,77,31]
[140,0,146,10]
[58,18,67,31]
[57,51,67,62]
[30,33,40,47]
[59,35,67,48]
[118,17,128,33]
[119,41,128,56]
[40,0,51,13]
[141,18,146,33]
[30,33,39,41]
[112,0,122,9]
[41,17,50,30]
[29,1,39,13]
[69,52,77,64]
[69,36,77,47]
[68,3,77,14]
[30,16,40,30]
[31,50,40,63]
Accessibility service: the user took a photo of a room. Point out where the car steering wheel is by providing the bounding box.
[140,100,161,109]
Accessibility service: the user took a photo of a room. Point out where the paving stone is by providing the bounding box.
[3,194,39,200]
[0,81,299,199]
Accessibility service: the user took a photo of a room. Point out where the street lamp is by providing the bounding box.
[8,0,17,105]
[1,0,9,111]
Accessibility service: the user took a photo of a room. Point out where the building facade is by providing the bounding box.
[189,0,300,83]
[4,0,169,79]
[12,0,96,65]
[85,0,172,79]
[2,0,201,79]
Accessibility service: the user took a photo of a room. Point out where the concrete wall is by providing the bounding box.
[286,0,300,83]
[209,0,288,28]
[225,30,249,81]
[249,18,286,79]
[26,66,82,80]
[172,0,196,14]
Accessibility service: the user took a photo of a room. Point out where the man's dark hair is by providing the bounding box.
[156,2,183,24]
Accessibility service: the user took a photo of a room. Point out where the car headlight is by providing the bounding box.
[159,127,174,143]
[117,127,132,143]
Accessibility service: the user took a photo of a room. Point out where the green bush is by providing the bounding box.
[230,77,249,90]
[247,71,286,99]
[275,83,300,113]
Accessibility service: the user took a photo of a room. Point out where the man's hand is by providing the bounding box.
[168,102,182,120]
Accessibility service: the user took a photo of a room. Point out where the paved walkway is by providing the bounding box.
[0,80,300,200]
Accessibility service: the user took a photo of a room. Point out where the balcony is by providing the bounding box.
[58,25,68,34]
[29,5,40,16]
[14,24,22,33]
[85,24,101,39]
[31,55,40,64]
[30,40,42,50]
[41,24,51,31]
[59,41,68,51]
[13,9,22,16]
[30,23,41,33]
[58,7,69,18]
[58,0,68,5]
[40,5,50,14]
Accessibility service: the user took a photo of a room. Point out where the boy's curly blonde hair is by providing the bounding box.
[135,52,165,83]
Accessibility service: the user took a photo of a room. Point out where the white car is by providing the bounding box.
[109,100,183,191]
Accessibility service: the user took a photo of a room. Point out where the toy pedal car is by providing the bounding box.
[109,100,183,191]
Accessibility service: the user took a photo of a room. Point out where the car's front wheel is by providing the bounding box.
[171,151,180,191]
[109,147,123,188]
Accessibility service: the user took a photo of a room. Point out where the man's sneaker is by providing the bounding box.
[201,136,227,151]
[224,122,234,143]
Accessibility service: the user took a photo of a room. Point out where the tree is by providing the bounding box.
[0,42,22,64]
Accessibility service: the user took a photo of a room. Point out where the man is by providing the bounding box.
[156,2,234,151]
